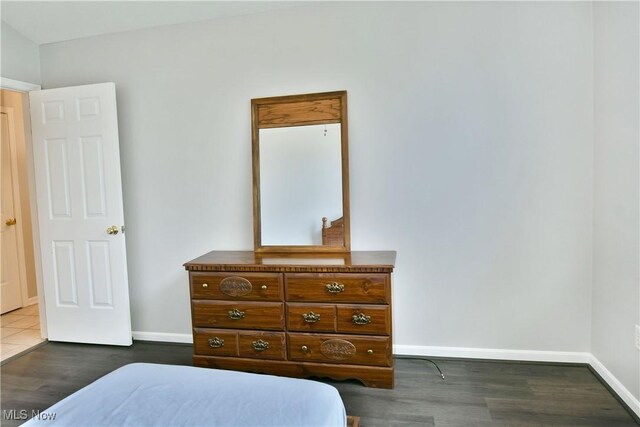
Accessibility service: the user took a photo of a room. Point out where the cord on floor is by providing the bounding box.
[400,356,445,380]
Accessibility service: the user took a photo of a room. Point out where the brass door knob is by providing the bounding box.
[5,218,16,226]
[107,225,119,235]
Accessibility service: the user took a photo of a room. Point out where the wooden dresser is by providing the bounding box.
[184,250,396,388]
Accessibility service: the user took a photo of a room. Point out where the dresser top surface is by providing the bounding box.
[184,250,396,272]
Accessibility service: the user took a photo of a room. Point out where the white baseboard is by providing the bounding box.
[132,331,192,344]
[393,344,591,364]
[588,354,640,418]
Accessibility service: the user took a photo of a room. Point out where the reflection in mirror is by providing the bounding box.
[260,123,343,245]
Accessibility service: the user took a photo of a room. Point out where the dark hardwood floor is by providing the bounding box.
[1,342,637,426]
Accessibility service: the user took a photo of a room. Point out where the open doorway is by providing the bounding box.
[1,79,46,363]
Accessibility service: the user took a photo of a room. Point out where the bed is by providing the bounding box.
[23,363,348,426]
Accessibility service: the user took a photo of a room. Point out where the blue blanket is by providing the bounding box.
[24,363,347,426]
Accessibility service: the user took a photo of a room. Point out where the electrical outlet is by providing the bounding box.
[636,325,640,351]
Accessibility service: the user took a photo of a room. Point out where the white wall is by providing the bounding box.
[592,1,640,402]
[260,123,343,246]
[0,21,41,84]
[38,2,595,352]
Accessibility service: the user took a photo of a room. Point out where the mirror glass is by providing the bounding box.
[259,123,343,245]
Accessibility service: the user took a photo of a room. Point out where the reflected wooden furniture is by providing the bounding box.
[185,250,396,388]
[322,216,344,246]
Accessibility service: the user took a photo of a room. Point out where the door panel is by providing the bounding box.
[86,240,113,307]
[79,136,107,218]
[44,137,71,218]
[30,83,131,345]
[52,240,78,306]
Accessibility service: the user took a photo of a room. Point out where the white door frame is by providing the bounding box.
[1,77,47,338]
[1,78,41,93]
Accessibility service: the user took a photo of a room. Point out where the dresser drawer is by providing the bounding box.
[238,331,286,360]
[288,333,392,367]
[287,304,336,333]
[191,272,282,301]
[285,273,389,303]
[337,305,390,336]
[192,301,284,330]
[193,328,238,357]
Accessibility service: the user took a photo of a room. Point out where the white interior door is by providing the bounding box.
[0,112,24,314]
[29,83,132,345]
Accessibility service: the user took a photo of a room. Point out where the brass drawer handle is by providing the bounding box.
[352,313,371,325]
[202,283,209,289]
[261,285,268,290]
[325,282,345,294]
[251,339,270,351]
[301,345,309,352]
[302,311,321,323]
[367,349,374,355]
[228,308,245,320]
[208,337,224,348]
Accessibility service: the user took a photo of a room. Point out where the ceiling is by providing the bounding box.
[1,1,303,45]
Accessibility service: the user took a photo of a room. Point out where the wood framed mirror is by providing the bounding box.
[252,91,350,253]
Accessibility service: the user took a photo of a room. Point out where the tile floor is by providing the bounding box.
[1,304,44,362]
